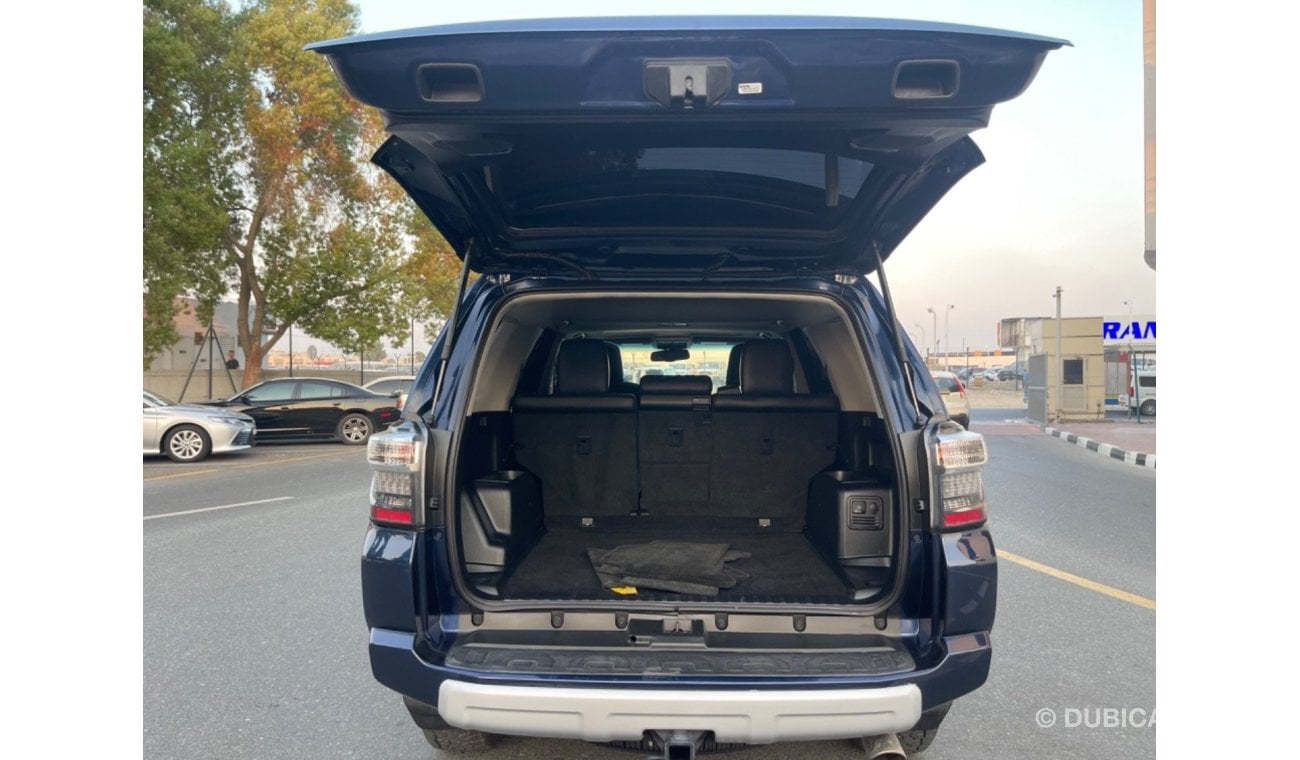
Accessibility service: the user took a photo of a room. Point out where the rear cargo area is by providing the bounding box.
[503,523,849,602]
[449,292,905,608]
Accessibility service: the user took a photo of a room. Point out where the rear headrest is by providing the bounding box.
[724,345,743,386]
[639,375,713,395]
[739,341,794,394]
[604,342,625,381]
[554,340,610,394]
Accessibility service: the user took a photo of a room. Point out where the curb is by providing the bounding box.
[1041,426,1156,470]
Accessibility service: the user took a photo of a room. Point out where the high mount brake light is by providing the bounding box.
[933,422,988,530]
[367,426,424,527]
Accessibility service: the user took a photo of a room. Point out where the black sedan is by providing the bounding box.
[201,378,400,445]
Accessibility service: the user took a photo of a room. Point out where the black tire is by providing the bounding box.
[163,424,211,463]
[403,696,499,754]
[336,413,373,445]
[954,414,970,429]
[420,728,498,753]
[898,727,940,754]
[1140,399,1156,417]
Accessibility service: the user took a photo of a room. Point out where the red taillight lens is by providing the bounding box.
[943,506,987,528]
[956,378,966,395]
[371,506,413,524]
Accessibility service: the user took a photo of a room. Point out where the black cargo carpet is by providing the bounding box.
[502,529,849,601]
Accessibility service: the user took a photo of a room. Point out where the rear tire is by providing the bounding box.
[403,696,499,754]
[897,727,940,754]
[1140,399,1155,417]
[897,701,950,754]
[419,728,498,753]
[337,413,373,445]
[954,414,970,429]
[163,424,211,462]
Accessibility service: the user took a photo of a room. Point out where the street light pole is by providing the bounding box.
[1053,286,1063,422]
[289,323,294,378]
[944,304,954,371]
[410,314,416,374]
[927,307,937,369]
[913,322,927,363]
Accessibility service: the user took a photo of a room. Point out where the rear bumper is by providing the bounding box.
[438,679,921,743]
[368,627,991,739]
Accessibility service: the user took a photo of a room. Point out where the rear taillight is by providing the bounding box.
[367,425,424,527]
[956,378,966,396]
[933,422,988,530]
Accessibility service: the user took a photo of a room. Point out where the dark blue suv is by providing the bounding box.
[312,16,1064,758]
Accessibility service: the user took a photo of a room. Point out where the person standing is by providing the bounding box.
[225,350,240,370]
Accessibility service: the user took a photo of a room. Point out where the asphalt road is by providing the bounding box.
[143,416,1155,759]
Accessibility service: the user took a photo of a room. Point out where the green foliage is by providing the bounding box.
[143,0,246,366]
[144,0,467,380]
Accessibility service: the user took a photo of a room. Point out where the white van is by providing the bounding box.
[1122,370,1156,416]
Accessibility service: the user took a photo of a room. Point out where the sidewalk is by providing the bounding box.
[1041,419,1157,469]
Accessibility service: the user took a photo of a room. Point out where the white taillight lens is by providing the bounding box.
[934,423,988,529]
[367,426,423,526]
[368,434,416,466]
[935,430,987,468]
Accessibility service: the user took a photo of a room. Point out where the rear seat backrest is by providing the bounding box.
[637,375,714,514]
[513,340,637,517]
[710,341,838,521]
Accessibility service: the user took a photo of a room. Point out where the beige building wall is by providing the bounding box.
[1039,317,1108,421]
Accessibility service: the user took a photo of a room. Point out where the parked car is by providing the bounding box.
[363,375,416,410]
[143,390,255,463]
[199,378,400,445]
[1122,370,1156,417]
[931,371,971,428]
[312,16,1063,758]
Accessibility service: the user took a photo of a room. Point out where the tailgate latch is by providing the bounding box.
[644,59,731,109]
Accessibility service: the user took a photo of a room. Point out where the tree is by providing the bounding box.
[143,0,246,366]
[145,0,464,380]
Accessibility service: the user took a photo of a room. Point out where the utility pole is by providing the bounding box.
[914,322,927,365]
[927,306,937,370]
[289,323,294,378]
[1053,286,1063,422]
[944,304,954,371]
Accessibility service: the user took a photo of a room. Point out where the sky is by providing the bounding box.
[349,0,1154,355]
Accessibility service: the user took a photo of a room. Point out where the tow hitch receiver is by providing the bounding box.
[646,730,709,760]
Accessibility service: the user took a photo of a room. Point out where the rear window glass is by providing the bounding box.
[297,381,337,399]
[1138,375,1156,388]
[493,144,875,230]
[933,376,960,392]
[616,341,739,389]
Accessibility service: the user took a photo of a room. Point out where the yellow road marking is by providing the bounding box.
[143,468,219,481]
[999,550,1156,610]
[144,450,359,481]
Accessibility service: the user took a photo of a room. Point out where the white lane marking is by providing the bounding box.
[144,496,295,521]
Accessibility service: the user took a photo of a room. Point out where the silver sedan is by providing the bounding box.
[143,390,257,462]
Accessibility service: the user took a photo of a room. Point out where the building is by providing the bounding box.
[1000,314,1157,422]
[146,298,241,371]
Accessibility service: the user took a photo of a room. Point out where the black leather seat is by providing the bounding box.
[709,341,838,521]
[513,340,638,517]
[605,342,641,396]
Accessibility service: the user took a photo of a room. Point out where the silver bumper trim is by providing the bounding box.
[437,679,922,744]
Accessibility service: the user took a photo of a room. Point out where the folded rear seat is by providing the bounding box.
[710,341,838,523]
[637,375,715,515]
[513,340,638,518]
